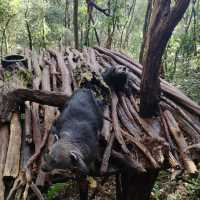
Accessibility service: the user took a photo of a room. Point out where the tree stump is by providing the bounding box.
[120,171,159,200]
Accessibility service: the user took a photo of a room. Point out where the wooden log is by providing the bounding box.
[31,102,42,153]
[4,113,22,178]
[25,101,32,144]
[101,106,111,142]
[78,175,88,200]
[32,51,41,90]
[168,152,180,169]
[0,124,9,200]
[160,108,179,161]
[100,133,115,174]
[178,117,200,143]
[124,96,159,138]
[21,120,32,170]
[118,105,142,139]
[120,170,158,200]
[87,47,102,75]
[111,150,146,173]
[65,47,78,89]
[164,110,197,174]
[121,129,160,169]
[94,47,200,117]
[48,49,72,96]
[162,96,200,134]
[111,90,130,154]
[24,48,32,71]
[36,64,56,186]
[44,56,58,91]
[0,89,70,123]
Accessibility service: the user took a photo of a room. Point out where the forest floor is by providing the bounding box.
[45,176,116,200]
[44,165,200,200]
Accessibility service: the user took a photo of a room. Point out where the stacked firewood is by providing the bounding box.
[0,46,200,200]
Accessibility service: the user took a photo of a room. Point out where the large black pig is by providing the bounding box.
[41,88,103,174]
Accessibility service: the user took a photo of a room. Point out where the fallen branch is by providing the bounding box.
[0,89,69,122]
[121,129,160,169]
[164,110,197,174]
[100,133,115,174]
[111,90,130,154]
[4,113,22,178]
[0,124,9,200]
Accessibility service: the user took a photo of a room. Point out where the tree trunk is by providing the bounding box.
[139,0,190,118]
[139,0,152,63]
[120,171,159,200]
[64,0,70,28]
[73,0,79,49]
[84,0,92,46]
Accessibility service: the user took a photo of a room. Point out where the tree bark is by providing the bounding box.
[139,0,152,63]
[0,124,9,200]
[3,113,22,178]
[120,171,159,200]
[139,0,190,118]
[73,0,79,49]
[0,89,69,123]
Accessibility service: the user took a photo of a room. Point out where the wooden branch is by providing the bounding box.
[168,152,181,169]
[65,47,79,90]
[184,143,200,152]
[25,102,32,144]
[101,106,111,142]
[121,129,160,169]
[88,47,102,75]
[139,0,190,117]
[178,117,200,143]
[25,125,50,171]
[36,65,56,186]
[0,124,9,200]
[162,96,200,134]
[87,0,110,16]
[100,133,115,174]
[160,108,178,157]
[111,150,146,173]
[31,52,43,162]
[164,110,197,174]
[4,113,22,178]
[0,88,69,122]
[48,49,72,96]
[124,96,159,138]
[111,90,130,154]
[118,105,142,139]
[31,102,42,156]
[30,183,44,200]
[44,57,58,91]
[96,46,200,116]
[6,173,25,200]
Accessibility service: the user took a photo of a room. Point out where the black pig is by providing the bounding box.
[41,88,103,174]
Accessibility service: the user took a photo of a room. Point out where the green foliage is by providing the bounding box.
[46,183,68,200]
[151,165,200,200]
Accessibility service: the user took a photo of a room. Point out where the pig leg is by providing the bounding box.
[78,175,88,200]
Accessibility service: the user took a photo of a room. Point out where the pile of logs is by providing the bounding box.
[0,46,200,200]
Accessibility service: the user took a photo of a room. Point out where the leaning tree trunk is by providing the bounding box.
[139,0,190,118]
[120,1,191,200]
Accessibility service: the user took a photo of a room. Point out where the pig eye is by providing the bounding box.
[70,152,78,166]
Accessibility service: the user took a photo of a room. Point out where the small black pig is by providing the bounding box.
[41,88,103,174]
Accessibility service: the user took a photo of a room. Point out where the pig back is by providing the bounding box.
[56,88,103,140]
